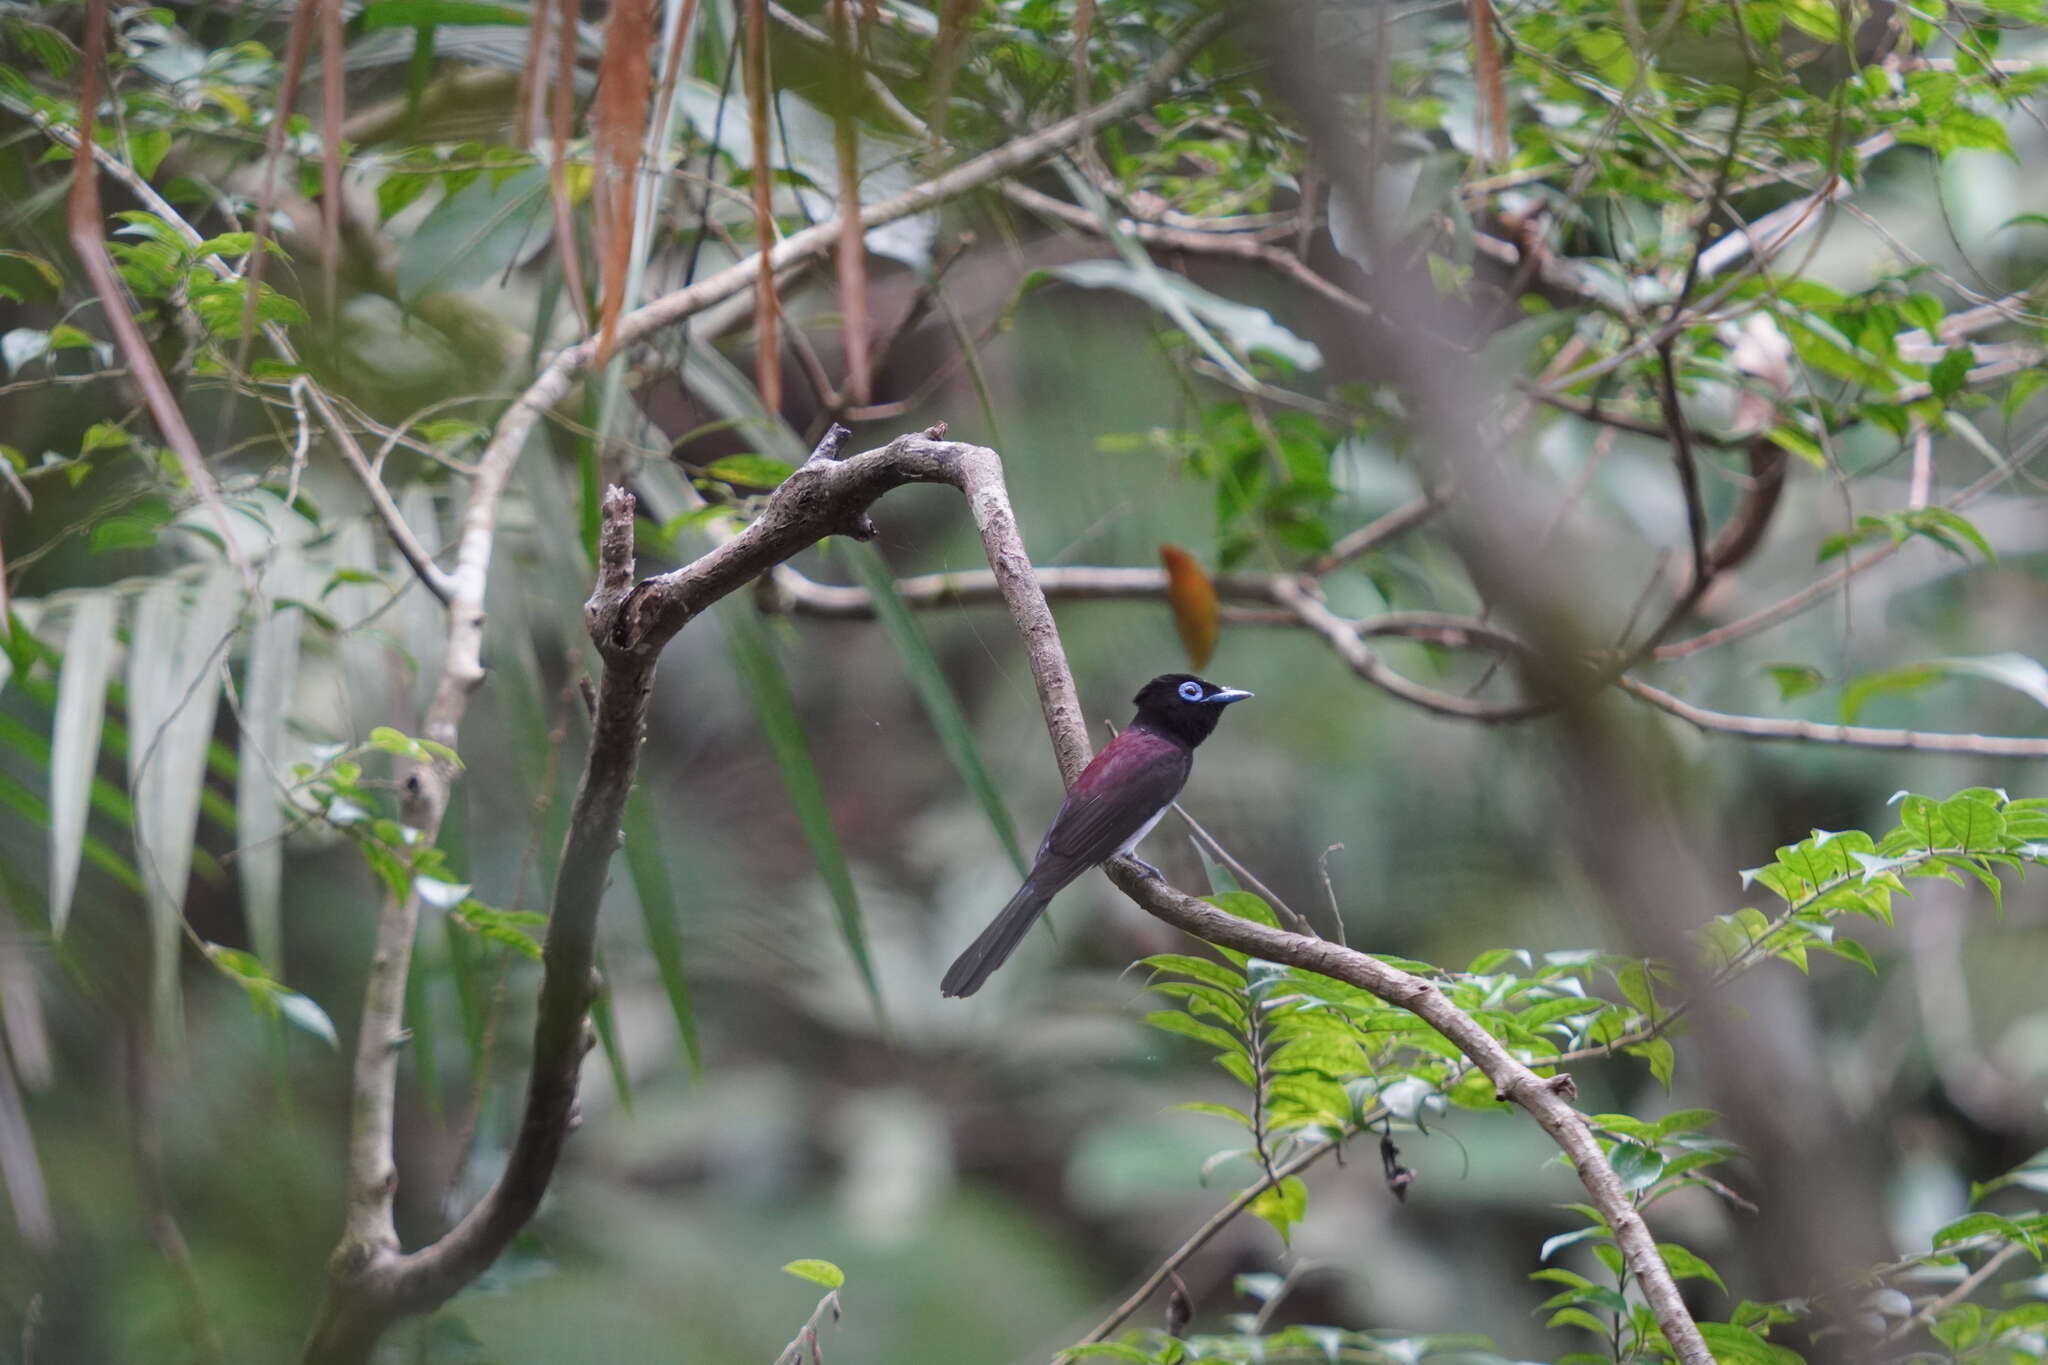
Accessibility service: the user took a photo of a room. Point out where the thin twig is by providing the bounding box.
[1619,677,2048,757]
[1174,804,1315,936]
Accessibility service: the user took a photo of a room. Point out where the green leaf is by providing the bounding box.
[1659,1242,1727,1293]
[1207,890,1280,929]
[781,1258,845,1289]
[121,128,170,178]
[395,164,550,305]
[1060,1345,1154,1363]
[1173,1101,1253,1128]
[1609,1139,1666,1191]
[1629,1036,1676,1088]
[1616,960,1659,1019]
[49,592,117,937]
[358,0,529,26]
[1248,1176,1307,1243]
[1146,1010,1243,1054]
[701,454,797,490]
[1546,1306,1609,1337]
[1841,664,1944,721]
[588,961,632,1112]
[842,543,1028,877]
[1142,953,1244,992]
[723,602,882,1020]
[1931,1302,1984,1352]
[1696,1320,1803,1364]
[1933,1211,2029,1250]
[452,901,546,960]
[1930,345,1975,401]
[0,249,61,294]
[1763,664,1824,702]
[621,784,701,1072]
[81,420,130,455]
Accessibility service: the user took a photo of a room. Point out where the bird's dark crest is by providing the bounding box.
[1131,673,1253,749]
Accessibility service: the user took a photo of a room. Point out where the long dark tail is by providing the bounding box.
[940,881,1052,997]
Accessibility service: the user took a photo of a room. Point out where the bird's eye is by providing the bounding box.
[1177,681,1204,701]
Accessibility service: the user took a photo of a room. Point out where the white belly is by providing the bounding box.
[1116,804,1169,857]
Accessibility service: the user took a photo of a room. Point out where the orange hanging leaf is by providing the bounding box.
[592,0,656,366]
[1159,544,1220,671]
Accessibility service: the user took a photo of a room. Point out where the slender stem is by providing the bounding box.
[1879,1241,2027,1345]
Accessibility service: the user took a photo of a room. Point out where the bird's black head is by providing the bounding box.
[1130,673,1255,748]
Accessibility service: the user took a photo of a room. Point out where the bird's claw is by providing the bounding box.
[1127,856,1164,881]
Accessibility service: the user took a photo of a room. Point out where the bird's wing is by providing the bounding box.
[1027,729,1191,891]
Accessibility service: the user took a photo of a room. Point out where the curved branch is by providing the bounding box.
[1270,578,1547,722]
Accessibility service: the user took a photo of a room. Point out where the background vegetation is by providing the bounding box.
[1,0,2046,1360]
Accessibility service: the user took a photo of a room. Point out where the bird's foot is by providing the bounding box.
[1126,856,1165,881]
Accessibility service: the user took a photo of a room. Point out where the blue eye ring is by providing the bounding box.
[1177,680,1204,701]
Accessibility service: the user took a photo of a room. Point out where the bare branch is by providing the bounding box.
[771,562,1286,616]
[1306,494,1440,574]
[1619,676,2048,757]
[1271,578,1543,722]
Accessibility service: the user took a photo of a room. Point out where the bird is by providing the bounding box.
[940,673,1254,998]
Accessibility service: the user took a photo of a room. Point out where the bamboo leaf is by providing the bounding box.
[841,542,1027,877]
[395,165,553,306]
[722,601,883,1019]
[0,771,142,892]
[621,783,701,1072]
[128,573,241,1048]
[49,592,116,937]
[590,950,633,1111]
[237,585,303,972]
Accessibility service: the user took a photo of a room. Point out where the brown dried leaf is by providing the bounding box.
[744,0,780,411]
[593,0,656,366]
[1159,544,1219,670]
[548,0,590,328]
[831,0,870,405]
[1469,0,1508,167]
[514,0,551,147]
